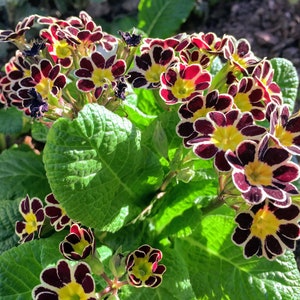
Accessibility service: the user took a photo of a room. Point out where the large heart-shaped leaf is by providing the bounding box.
[43,104,163,232]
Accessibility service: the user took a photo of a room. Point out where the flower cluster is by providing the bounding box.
[125,26,300,259]
[15,193,73,244]
[15,194,167,297]
[3,11,300,299]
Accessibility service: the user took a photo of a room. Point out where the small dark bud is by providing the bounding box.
[118,30,141,47]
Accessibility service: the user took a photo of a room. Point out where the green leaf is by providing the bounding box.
[135,88,164,117]
[138,0,195,38]
[271,57,299,112]
[176,212,300,299]
[31,121,49,142]
[120,92,157,130]
[142,109,182,159]
[151,178,217,235]
[0,199,19,254]
[0,231,65,300]
[43,104,163,232]
[0,107,23,134]
[0,149,51,200]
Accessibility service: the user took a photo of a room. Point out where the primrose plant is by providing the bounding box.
[0,9,300,300]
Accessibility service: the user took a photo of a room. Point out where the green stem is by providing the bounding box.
[0,134,7,151]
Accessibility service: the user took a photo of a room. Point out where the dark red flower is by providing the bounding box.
[226,134,300,207]
[59,223,95,261]
[232,200,300,260]
[15,195,45,244]
[126,244,166,288]
[32,260,96,299]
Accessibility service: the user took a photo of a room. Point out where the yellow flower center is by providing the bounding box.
[250,205,280,240]
[233,92,252,112]
[274,124,294,147]
[171,78,195,99]
[72,239,90,256]
[192,107,214,121]
[24,68,31,78]
[24,212,38,234]
[91,68,114,87]
[35,77,54,99]
[132,257,153,282]
[231,53,248,69]
[57,282,89,300]
[211,125,244,151]
[244,160,273,186]
[54,39,72,59]
[145,64,166,83]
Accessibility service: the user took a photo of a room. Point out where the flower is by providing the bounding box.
[251,59,282,105]
[75,51,126,99]
[40,24,75,68]
[32,260,96,300]
[19,59,67,100]
[44,193,73,231]
[191,31,227,55]
[188,110,266,171]
[232,200,300,260]
[228,77,266,120]
[223,36,258,71]
[176,90,233,147]
[268,103,300,155]
[0,15,35,47]
[125,244,166,288]
[15,195,45,243]
[60,223,95,261]
[226,134,300,207]
[128,44,178,89]
[160,62,211,104]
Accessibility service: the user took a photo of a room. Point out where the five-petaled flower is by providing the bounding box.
[19,59,67,100]
[268,103,300,155]
[15,195,45,244]
[0,15,35,47]
[32,260,96,300]
[45,193,73,231]
[128,44,178,89]
[232,200,300,260]
[75,51,126,99]
[226,134,300,207]
[228,77,266,120]
[125,244,166,288]
[60,223,95,261]
[160,62,211,104]
[176,90,233,147]
[188,110,266,171]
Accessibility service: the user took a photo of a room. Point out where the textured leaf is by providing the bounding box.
[176,211,300,300]
[121,92,157,130]
[0,106,23,134]
[271,57,299,112]
[31,121,49,142]
[0,199,19,254]
[0,149,51,200]
[138,0,195,38]
[43,104,163,232]
[0,232,65,300]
